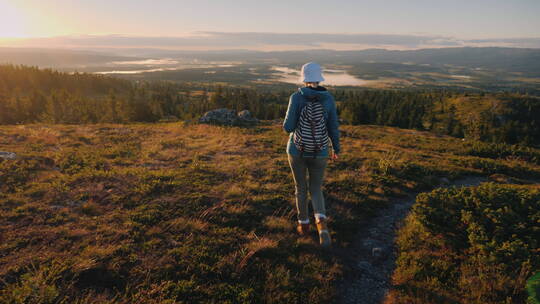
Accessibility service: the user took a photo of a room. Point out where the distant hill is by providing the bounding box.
[0,48,138,68]
[2,47,539,75]
[151,47,540,76]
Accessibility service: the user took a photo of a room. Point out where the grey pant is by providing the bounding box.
[287,154,328,222]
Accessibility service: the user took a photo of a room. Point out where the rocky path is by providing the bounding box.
[337,176,487,304]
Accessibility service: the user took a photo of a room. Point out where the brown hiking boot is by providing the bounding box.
[296,222,310,236]
[316,217,331,247]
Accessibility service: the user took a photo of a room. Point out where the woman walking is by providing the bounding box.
[283,62,340,247]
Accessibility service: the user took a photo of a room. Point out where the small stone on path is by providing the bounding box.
[0,151,17,160]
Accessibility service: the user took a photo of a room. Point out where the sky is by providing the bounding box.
[1,0,539,50]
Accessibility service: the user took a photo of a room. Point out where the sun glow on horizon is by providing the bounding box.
[0,2,30,38]
[0,1,81,39]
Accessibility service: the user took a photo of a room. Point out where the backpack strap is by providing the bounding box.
[310,95,325,158]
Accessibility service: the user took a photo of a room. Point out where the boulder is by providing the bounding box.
[199,108,238,125]
[199,108,259,126]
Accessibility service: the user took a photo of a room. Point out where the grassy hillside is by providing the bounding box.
[1,122,539,303]
[428,94,540,145]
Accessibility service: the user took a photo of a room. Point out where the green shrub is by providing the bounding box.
[55,151,106,174]
[394,183,540,303]
[0,159,40,193]
[464,141,540,165]
[528,272,540,304]
[0,261,71,304]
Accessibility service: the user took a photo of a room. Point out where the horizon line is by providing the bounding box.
[2,32,540,51]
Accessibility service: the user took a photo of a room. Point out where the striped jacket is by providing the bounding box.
[283,86,340,158]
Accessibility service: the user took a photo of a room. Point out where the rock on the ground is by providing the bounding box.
[272,118,283,124]
[372,247,384,259]
[159,115,179,122]
[488,173,518,184]
[0,151,17,160]
[439,177,450,185]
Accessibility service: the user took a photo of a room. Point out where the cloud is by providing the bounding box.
[1,32,539,50]
[465,37,540,48]
[195,31,459,48]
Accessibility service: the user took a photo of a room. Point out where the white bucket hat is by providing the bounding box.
[300,62,325,83]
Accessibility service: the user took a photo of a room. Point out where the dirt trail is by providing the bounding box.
[337,176,487,304]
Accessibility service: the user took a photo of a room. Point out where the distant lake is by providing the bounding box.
[450,75,472,79]
[111,58,179,65]
[271,66,369,86]
[96,67,178,74]
[94,60,239,75]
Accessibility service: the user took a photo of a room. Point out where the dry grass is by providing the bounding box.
[1,122,539,303]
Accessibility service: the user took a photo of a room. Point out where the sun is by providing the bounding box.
[0,2,28,38]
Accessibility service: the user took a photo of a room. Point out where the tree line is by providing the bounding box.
[1,64,539,146]
[0,65,289,124]
[335,89,540,146]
